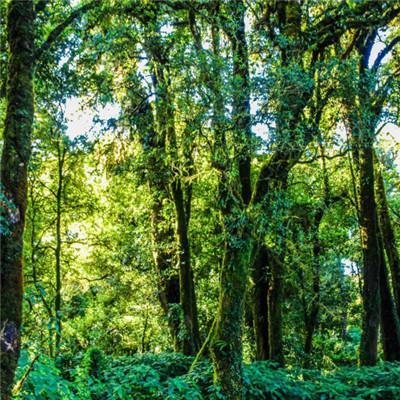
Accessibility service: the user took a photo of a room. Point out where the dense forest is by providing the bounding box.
[1,0,400,399]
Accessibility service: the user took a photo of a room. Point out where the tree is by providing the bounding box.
[1,1,95,394]
[0,3,35,397]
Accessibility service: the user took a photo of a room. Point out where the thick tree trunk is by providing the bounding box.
[375,160,400,319]
[210,204,250,399]
[251,245,270,361]
[267,249,285,366]
[209,3,253,396]
[131,88,182,351]
[359,144,381,366]
[150,200,181,350]
[378,231,400,361]
[226,0,251,206]
[0,1,35,397]
[304,208,323,361]
[171,179,201,354]
[147,40,201,354]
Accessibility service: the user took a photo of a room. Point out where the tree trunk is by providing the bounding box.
[304,208,323,362]
[209,3,253,396]
[0,1,35,397]
[359,144,381,366]
[375,159,400,319]
[268,249,285,366]
[251,245,270,360]
[144,35,201,354]
[210,204,250,399]
[171,178,201,354]
[160,78,201,356]
[226,0,251,206]
[133,93,181,351]
[55,137,65,355]
[378,230,400,361]
[150,197,181,350]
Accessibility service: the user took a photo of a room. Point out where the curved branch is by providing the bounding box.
[372,35,400,70]
[35,0,96,62]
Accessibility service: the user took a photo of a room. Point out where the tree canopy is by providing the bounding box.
[1,1,400,399]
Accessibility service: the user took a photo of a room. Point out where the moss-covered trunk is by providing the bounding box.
[0,1,35,397]
[210,198,250,399]
[378,230,400,361]
[147,36,201,355]
[130,87,181,351]
[150,197,181,350]
[251,245,270,361]
[209,2,252,396]
[358,143,381,366]
[171,177,201,354]
[304,209,323,359]
[375,160,400,319]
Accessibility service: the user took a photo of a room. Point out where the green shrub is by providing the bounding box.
[14,351,400,400]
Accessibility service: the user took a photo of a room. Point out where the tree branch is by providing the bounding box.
[35,0,97,62]
[372,35,400,70]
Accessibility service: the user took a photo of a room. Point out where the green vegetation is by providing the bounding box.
[1,0,400,399]
[13,350,400,399]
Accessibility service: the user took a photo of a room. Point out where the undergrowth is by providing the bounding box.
[13,350,400,399]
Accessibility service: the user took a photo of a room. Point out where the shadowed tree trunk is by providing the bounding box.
[251,245,270,361]
[209,2,252,396]
[129,86,181,350]
[358,140,380,365]
[55,135,66,355]
[354,31,385,366]
[250,0,306,367]
[0,1,96,395]
[0,2,35,397]
[375,158,400,319]
[144,25,201,354]
[186,0,254,393]
[304,208,323,360]
[210,190,250,399]
[171,176,201,354]
[378,230,400,361]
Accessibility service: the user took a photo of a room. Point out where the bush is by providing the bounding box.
[14,351,400,400]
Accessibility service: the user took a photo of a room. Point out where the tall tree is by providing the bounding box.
[1,1,95,394]
[0,3,35,397]
[346,27,400,365]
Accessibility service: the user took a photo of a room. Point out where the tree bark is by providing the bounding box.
[378,230,400,361]
[267,249,285,366]
[0,1,35,397]
[226,0,252,206]
[145,30,201,354]
[209,3,253,396]
[210,195,250,399]
[159,74,201,356]
[251,245,270,361]
[375,159,400,319]
[358,143,381,366]
[132,91,181,351]
[171,178,201,354]
[304,209,323,360]
[54,136,65,355]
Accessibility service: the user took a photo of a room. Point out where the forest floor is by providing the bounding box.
[13,351,400,399]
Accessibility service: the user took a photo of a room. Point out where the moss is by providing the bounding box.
[1,1,35,397]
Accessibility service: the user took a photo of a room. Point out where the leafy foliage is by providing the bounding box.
[14,351,400,400]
